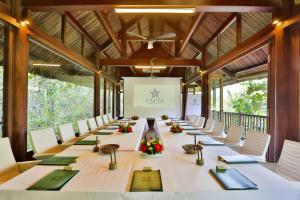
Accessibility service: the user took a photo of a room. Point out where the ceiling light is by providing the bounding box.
[114,8,195,14]
[135,66,166,69]
[272,19,281,25]
[33,63,61,67]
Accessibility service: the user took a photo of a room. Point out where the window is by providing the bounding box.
[27,41,94,148]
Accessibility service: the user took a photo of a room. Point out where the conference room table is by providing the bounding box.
[0,118,299,200]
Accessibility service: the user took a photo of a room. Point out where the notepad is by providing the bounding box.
[209,168,258,190]
[105,126,119,130]
[218,155,258,164]
[74,140,97,145]
[39,156,77,166]
[28,170,79,190]
[187,131,207,135]
[199,140,225,146]
[130,170,163,192]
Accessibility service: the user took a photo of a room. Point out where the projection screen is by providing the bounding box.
[123,77,182,118]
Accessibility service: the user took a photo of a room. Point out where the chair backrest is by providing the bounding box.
[196,117,205,128]
[87,118,98,130]
[107,113,113,122]
[211,121,225,137]
[191,115,200,125]
[275,140,300,181]
[224,125,243,145]
[0,137,19,183]
[58,123,75,143]
[29,127,58,153]
[240,130,271,157]
[95,116,104,127]
[77,119,89,135]
[188,115,196,123]
[204,118,214,132]
[102,114,109,125]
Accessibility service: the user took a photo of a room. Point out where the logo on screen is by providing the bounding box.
[146,88,164,104]
[190,98,200,106]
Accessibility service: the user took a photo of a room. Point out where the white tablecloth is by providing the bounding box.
[0,119,299,200]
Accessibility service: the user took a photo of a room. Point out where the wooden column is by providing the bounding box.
[5,25,29,161]
[182,84,188,119]
[103,79,107,114]
[201,74,209,119]
[94,49,100,117]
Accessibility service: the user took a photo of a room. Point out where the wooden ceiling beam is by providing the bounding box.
[179,12,205,56]
[232,60,268,74]
[203,13,237,47]
[100,16,141,52]
[99,58,201,66]
[221,68,235,78]
[203,24,274,74]
[23,0,279,12]
[95,11,123,55]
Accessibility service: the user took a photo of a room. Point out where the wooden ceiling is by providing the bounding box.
[26,0,275,81]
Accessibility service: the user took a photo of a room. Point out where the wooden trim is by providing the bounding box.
[236,13,242,45]
[27,25,97,73]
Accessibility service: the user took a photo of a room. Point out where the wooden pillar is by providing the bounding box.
[201,74,209,119]
[94,49,100,117]
[6,26,29,161]
[112,84,115,117]
[182,84,188,119]
[103,79,107,114]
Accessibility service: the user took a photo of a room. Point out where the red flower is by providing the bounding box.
[118,128,122,132]
[140,143,147,153]
[127,127,132,132]
[154,144,163,153]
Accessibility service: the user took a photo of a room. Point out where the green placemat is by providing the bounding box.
[130,170,163,192]
[28,170,79,190]
[183,127,198,130]
[38,157,77,166]
[209,168,258,190]
[74,140,97,145]
[187,131,207,135]
[95,131,113,135]
[199,140,225,146]
[218,155,258,164]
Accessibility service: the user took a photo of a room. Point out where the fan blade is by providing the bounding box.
[126,32,147,40]
[154,33,176,40]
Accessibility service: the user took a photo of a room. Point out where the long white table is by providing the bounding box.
[0,119,299,200]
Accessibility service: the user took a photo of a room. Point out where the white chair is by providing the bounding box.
[107,113,114,122]
[96,116,104,127]
[199,118,214,132]
[77,119,90,135]
[0,138,40,184]
[239,130,271,162]
[102,114,110,125]
[263,140,300,181]
[205,121,225,137]
[223,125,243,146]
[195,117,205,128]
[58,123,76,143]
[29,128,68,160]
[87,118,98,130]
[189,115,200,126]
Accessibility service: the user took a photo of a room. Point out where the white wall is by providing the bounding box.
[123,77,182,118]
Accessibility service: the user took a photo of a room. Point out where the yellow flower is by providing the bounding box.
[147,142,151,146]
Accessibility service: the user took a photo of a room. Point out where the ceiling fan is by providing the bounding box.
[126,32,176,49]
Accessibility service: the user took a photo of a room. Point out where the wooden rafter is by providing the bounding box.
[232,60,268,74]
[221,68,235,78]
[23,0,278,12]
[203,24,274,74]
[179,12,205,56]
[203,13,237,47]
[95,11,123,55]
[64,11,108,58]
[100,16,141,52]
[99,58,201,66]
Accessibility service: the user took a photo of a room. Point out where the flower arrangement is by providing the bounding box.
[170,124,183,133]
[131,115,139,120]
[161,115,169,120]
[118,124,133,133]
[140,138,164,155]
